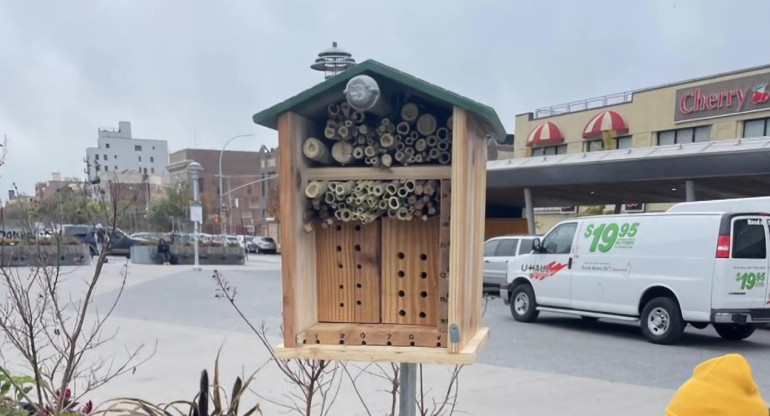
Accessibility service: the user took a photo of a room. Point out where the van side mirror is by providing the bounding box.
[532,238,542,253]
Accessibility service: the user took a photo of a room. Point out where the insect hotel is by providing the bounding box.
[252,60,505,363]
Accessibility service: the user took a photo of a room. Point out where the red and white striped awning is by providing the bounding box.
[582,111,629,139]
[526,121,565,148]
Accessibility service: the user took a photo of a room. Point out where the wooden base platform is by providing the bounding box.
[275,327,489,364]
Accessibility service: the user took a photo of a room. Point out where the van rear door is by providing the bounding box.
[713,215,769,310]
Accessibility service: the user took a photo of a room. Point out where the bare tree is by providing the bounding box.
[0,180,154,415]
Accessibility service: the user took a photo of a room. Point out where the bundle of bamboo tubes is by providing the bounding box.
[303,179,441,229]
[301,101,453,168]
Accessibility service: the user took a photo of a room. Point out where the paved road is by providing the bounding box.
[95,257,770,393]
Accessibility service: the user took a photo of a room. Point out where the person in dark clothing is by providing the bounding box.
[157,238,171,265]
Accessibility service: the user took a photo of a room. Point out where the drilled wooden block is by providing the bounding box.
[316,221,380,323]
[381,217,440,326]
[297,323,447,348]
[438,180,451,328]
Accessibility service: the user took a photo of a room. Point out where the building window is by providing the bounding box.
[658,126,710,145]
[261,173,267,196]
[152,146,155,150]
[247,186,252,195]
[135,145,142,151]
[114,165,117,170]
[583,135,632,152]
[532,144,568,156]
[96,165,101,172]
[138,156,142,162]
[105,166,109,172]
[150,156,154,163]
[151,168,155,174]
[114,155,117,159]
[743,117,770,138]
[197,178,204,193]
[95,154,99,161]
[262,209,267,218]
[106,143,110,149]
[104,154,108,160]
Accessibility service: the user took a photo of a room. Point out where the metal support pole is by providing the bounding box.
[188,161,203,272]
[524,187,536,234]
[685,180,696,202]
[399,363,417,416]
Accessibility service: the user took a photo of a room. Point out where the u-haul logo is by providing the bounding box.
[523,261,569,281]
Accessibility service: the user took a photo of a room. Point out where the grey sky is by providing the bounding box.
[2,0,770,195]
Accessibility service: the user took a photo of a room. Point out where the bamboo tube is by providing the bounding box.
[437,142,449,151]
[325,192,337,205]
[428,207,437,216]
[404,147,415,157]
[394,151,406,164]
[436,127,450,142]
[429,148,441,160]
[438,151,451,165]
[409,131,419,140]
[447,116,453,130]
[401,103,419,122]
[396,121,410,135]
[337,125,351,141]
[388,196,401,210]
[340,102,351,118]
[414,184,424,195]
[327,103,341,119]
[396,142,406,152]
[339,209,353,222]
[380,133,396,149]
[408,195,417,205]
[405,137,415,146]
[305,181,329,199]
[303,137,333,164]
[353,146,365,159]
[404,179,416,192]
[357,136,367,145]
[370,155,381,167]
[415,138,427,152]
[364,157,372,165]
[351,128,359,138]
[379,199,388,210]
[364,145,377,157]
[344,119,354,128]
[407,155,416,164]
[385,181,399,196]
[358,124,369,136]
[426,135,439,147]
[365,136,375,146]
[417,114,437,136]
[335,181,354,195]
[396,207,410,220]
[324,127,338,140]
[351,111,365,124]
[370,183,385,196]
[414,153,424,163]
[331,141,354,165]
[311,198,322,210]
[377,125,387,134]
[397,186,409,198]
[381,153,393,167]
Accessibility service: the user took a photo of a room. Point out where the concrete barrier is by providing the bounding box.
[0,244,92,267]
[131,245,246,265]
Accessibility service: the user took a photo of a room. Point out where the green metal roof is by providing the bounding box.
[252,59,506,140]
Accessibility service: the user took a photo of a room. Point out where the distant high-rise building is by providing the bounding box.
[85,121,169,181]
[310,42,356,79]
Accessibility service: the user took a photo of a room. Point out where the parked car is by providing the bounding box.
[502,212,770,344]
[248,236,277,254]
[62,224,147,257]
[483,235,539,297]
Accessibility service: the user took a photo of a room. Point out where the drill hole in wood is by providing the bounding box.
[419,312,427,318]
[410,341,416,346]
[336,245,342,252]
[356,300,362,305]
[361,340,367,345]
[397,270,405,278]
[354,244,361,251]
[420,272,428,279]
[421,291,428,298]
[340,303,345,307]
[399,310,406,316]
[397,252,405,260]
[398,290,405,297]
[336,224,342,231]
[420,253,428,261]
[356,264,362,269]
[354,224,361,231]
[356,283,362,288]
[338,264,343,269]
[339,284,344,289]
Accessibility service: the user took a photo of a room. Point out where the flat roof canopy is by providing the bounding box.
[487,138,770,208]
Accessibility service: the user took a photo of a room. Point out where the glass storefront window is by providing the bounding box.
[657,126,711,145]
[743,118,768,138]
[616,136,632,149]
[532,145,567,156]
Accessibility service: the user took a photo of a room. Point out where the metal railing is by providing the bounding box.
[534,91,634,119]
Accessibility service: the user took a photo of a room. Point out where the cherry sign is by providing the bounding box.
[675,72,770,122]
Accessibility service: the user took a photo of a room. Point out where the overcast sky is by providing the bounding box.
[2,0,770,195]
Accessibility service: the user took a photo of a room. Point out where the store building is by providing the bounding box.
[85,121,169,181]
[488,64,770,234]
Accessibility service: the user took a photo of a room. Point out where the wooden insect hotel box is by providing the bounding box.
[252,60,505,364]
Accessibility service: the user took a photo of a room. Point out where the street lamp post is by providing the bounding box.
[187,161,203,272]
[219,134,255,235]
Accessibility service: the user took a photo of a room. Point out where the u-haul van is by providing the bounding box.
[503,212,770,344]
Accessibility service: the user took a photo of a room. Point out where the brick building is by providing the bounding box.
[35,173,85,201]
[167,146,278,235]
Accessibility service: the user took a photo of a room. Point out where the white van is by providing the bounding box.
[668,196,770,214]
[502,212,770,344]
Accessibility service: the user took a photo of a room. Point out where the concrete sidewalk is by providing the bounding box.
[91,316,674,416]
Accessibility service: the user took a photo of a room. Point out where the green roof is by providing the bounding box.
[252,60,506,140]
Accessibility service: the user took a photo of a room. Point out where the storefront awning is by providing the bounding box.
[582,110,628,139]
[526,121,565,148]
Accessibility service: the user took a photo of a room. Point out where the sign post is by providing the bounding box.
[187,161,204,272]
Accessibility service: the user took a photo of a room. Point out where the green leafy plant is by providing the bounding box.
[0,368,35,403]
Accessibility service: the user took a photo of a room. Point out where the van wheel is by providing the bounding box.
[581,316,599,322]
[714,323,755,341]
[640,297,685,345]
[689,322,708,330]
[510,285,539,322]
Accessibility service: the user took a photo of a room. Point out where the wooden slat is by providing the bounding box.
[448,107,487,353]
[316,222,380,323]
[438,180,451,330]
[297,323,446,348]
[278,112,317,348]
[381,217,440,326]
[276,327,489,364]
[305,166,451,181]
